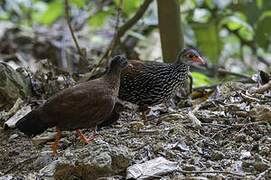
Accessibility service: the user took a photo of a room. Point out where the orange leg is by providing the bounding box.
[49,129,61,155]
[76,129,99,145]
[142,111,147,124]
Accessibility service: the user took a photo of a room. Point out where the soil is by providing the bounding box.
[1,83,271,179]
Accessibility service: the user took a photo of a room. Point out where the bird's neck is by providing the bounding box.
[172,61,189,72]
[103,69,121,96]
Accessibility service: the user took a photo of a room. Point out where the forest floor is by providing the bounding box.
[1,80,271,179]
[0,23,271,180]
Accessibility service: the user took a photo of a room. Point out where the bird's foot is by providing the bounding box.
[76,129,99,145]
[86,134,100,143]
[142,111,148,125]
[47,142,58,155]
[82,134,100,145]
[47,129,61,155]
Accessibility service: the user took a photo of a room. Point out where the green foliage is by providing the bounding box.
[220,12,254,41]
[68,0,85,8]
[182,0,271,71]
[191,72,214,87]
[192,19,221,63]
[89,0,142,31]
[255,15,271,49]
[113,0,141,15]
[89,8,113,30]
[33,0,63,25]
[1,0,271,77]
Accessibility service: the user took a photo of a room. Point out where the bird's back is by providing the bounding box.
[119,60,188,106]
[38,77,116,130]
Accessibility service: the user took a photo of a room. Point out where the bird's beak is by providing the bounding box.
[128,63,133,68]
[192,56,205,64]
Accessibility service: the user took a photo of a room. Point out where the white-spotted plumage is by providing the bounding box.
[119,48,204,107]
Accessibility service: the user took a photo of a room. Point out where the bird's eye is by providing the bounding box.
[187,54,193,59]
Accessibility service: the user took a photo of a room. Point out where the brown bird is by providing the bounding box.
[16,55,129,154]
[118,48,205,122]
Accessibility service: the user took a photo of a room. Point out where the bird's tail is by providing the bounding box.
[15,110,49,137]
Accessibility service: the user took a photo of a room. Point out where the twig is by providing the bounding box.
[239,92,260,103]
[132,142,149,151]
[108,0,123,57]
[255,167,271,180]
[138,129,160,134]
[32,131,70,145]
[0,54,16,62]
[217,68,252,79]
[118,0,153,39]
[96,0,123,68]
[201,123,232,128]
[64,0,83,57]
[4,156,38,175]
[98,0,153,65]
[193,83,220,91]
[191,63,253,80]
[253,79,271,94]
[188,111,202,128]
[211,127,231,139]
[223,25,270,67]
[232,121,267,128]
[179,169,250,177]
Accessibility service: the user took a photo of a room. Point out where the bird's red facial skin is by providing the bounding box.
[186,53,194,59]
[186,53,205,64]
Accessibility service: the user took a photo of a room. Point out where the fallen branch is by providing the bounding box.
[193,83,220,91]
[255,167,271,180]
[217,68,252,79]
[188,111,202,128]
[253,79,271,94]
[191,64,253,81]
[4,156,38,175]
[201,123,232,128]
[239,92,261,103]
[132,142,149,151]
[32,131,70,145]
[232,121,267,128]
[179,169,251,177]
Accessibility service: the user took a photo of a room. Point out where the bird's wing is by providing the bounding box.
[40,80,116,125]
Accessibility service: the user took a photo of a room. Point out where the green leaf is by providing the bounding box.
[191,72,213,87]
[192,19,222,63]
[255,15,271,49]
[238,26,253,41]
[113,0,141,14]
[257,0,263,8]
[245,0,262,25]
[33,0,63,25]
[68,0,85,8]
[259,10,271,20]
[193,8,211,23]
[89,9,113,30]
[223,15,253,32]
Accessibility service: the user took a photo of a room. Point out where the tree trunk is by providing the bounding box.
[157,0,184,63]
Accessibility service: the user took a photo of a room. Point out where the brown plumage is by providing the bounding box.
[118,48,206,122]
[16,55,129,154]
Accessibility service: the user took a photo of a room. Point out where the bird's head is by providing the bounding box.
[177,48,206,65]
[109,55,130,71]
